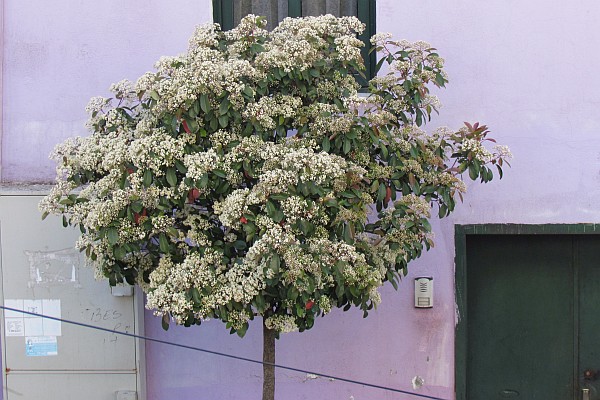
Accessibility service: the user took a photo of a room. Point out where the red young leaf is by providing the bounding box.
[182,120,192,134]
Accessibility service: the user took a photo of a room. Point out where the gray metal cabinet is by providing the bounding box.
[0,192,145,400]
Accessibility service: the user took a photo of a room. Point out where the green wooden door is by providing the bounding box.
[465,234,600,400]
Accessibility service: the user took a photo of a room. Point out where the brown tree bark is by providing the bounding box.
[262,320,276,400]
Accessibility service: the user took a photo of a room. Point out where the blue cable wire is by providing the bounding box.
[0,305,447,400]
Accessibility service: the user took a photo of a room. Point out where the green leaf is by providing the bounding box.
[468,164,478,180]
[245,229,255,243]
[270,254,281,273]
[343,223,353,244]
[188,105,198,119]
[435,72,446,87]
[236,323,248,338]
[324,199,338,208]
[322,136,331,152]
[175,159,187,173]
[167,227,179,238]
[250,43,264,53]
[113,245,126,260]
[191,287,201,303]
[254,294,265,311]
[273,210,284,223]
[422,218,432,231]
[269,193,288,201]
[298,220,311,236]
[233,240,246,250]
[199,173,209,188]
[377,182,387,202]
[265,201,277,217]
[343,139,351,154]
[161,314,170,331]
[124,273,135,286]
[242,85,254,97]
[380,145,389,160]
[218,115,229,128]
[211,170,225,180]
[219,98,230,115]
[159,233,170,253]
[387,270,399,290]
[199,94,210,113]
[143,170,153,187]
[438,204,448,218]
[298,182,309,196]
[131,202,143,213]
[215,181,230,194]
[287,286,299,301]
[166,167,177,187]
[107,227,119,245]
[192,99,201,116]
[375,56,387,74]
[209,117,218,131]
[496,164,504,179]
[109,273,117,287]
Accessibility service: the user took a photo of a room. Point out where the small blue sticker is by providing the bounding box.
[25,336,58,356]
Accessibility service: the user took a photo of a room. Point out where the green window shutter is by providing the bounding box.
[212,0,234,30]
[212,0,376,81]
[357,0,376,84]
[288,0,302,18]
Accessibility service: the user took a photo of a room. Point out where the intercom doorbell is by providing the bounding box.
[414,277,433,308]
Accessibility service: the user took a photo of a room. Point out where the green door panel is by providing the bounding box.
[578,236,600,396]
[466,235,576,400]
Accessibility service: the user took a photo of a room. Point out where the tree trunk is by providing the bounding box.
[262,319,276,400]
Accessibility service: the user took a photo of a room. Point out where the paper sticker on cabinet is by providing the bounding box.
[26,336,58,356]
[4,299,61,336]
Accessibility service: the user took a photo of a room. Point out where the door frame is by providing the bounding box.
[454,223,600,400]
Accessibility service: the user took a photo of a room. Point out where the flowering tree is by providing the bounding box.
[41,15,510,400]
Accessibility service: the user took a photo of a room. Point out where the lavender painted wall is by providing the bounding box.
[2,0,212,182]
[3,1,600,399]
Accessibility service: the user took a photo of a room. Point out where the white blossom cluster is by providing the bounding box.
[493,145,513,159]
[256,15,364,72]
[146,248,264,325]
[109,79,137,103]
[129,128,192,174]
[213,188,254,230]
[244,95,302,130]
[265,314,298,333]
[184,150,219,181]
[461,138,494,163]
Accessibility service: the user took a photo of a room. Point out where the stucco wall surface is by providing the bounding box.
[2,0,211,182]
[3,1,600,400]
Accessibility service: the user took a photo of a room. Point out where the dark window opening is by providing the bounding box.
[212,0,376,85]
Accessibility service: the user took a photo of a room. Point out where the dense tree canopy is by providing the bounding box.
[42,15,510,338]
